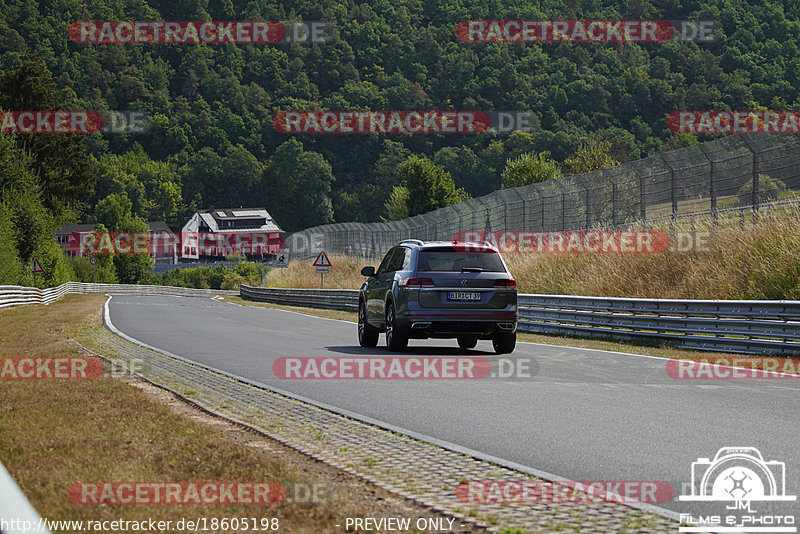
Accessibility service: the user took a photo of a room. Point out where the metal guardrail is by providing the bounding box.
[239,286,800,355]
[517,294,800,355]
[240,285,358,311]
[2,282,797,353]
[0,282,235,310]
[0,461,51,534]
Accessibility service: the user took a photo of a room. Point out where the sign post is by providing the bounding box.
[90,256,97,283]
[313,250,331,289]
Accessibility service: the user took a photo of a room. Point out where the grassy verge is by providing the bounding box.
[505,213,800,299]
[0,295,478,533]
[266,254,374,291]
[225,295,740,362]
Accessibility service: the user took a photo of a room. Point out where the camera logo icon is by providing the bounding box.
[679,447,796,502]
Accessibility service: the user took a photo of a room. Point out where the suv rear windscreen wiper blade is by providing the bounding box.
[461,267,484,272]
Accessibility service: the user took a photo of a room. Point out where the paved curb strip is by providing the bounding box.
[74,295,679,533]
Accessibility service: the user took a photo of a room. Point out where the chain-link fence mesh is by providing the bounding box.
[285,134,800,259]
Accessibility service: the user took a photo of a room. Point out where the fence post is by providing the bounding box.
[661,156,677,232]
[740,134,760,224]
[752,170,760,224]
[698,143,717,225]
[634,165,646,222]
[568,174,590,229]
[553,180,569,230]
[531,183,547,232]
[602,169,619,227]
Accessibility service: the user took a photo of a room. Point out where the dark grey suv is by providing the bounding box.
[358,240,518,354]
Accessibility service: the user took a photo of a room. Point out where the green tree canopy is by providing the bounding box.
[501,152,563,189]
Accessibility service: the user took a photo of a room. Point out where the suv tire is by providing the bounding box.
[492,332,516,354]
[358,300,379,347]
[385,301,408,352]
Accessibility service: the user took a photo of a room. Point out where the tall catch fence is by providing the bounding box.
[285,134,800,259]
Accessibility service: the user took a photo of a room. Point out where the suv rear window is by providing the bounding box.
[416,248,506,272]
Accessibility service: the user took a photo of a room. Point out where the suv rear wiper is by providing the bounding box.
[460,267,484,272]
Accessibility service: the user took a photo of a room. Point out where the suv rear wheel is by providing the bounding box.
[457,336,478,350]
[358,300,379,347]
[385,301,408,352]
[492,332,516,354]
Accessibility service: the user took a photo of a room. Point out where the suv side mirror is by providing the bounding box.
[361,266,376,277]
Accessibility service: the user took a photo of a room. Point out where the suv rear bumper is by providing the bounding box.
[399,310,518,339]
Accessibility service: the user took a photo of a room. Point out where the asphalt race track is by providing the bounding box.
[108,295,800,520]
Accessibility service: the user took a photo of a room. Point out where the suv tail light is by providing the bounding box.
[494,279,516,288]
[404,277,435,288]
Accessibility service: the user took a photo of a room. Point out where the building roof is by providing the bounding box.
[53,224,97,236]
[147,221,173,233]
[195,208,283,233]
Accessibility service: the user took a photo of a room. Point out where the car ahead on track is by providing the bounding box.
[358,239,518,354]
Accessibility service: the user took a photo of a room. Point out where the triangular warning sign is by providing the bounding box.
[313,250,332,267]
[31,256,44,273]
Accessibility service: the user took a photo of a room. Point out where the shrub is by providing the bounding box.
[737,174,787,206]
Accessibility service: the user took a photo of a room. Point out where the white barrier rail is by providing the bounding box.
[0,282,236,310]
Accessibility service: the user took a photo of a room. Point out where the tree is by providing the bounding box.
[0,133,74,286]
[433,146,480,195]
[257,139,335,231]
[0,52,95,221]
[293,151,335,229]
[113,216,153,284]
[565,139,620,175]
[397,156,465,218]
[94,193,133,230]
[382,186,409,221]
[501,152,563,189]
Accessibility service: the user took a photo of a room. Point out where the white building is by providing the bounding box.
[180,208,284,260]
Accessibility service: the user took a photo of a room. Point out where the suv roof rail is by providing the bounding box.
[400,239,424,246]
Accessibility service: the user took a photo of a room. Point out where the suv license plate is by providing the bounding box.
[448,292,481,301]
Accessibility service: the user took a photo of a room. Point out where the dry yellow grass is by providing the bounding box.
[506,213,800,299]
[266,254,379,290]
[268,213,800,300]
